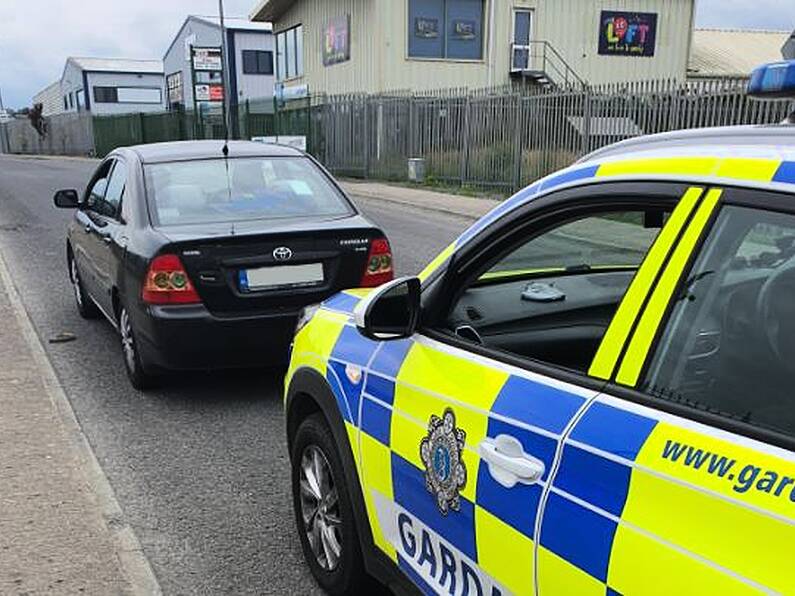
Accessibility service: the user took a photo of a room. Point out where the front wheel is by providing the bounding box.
[291,413,367,595]
[69,254,99,319]
[119,305,157,390]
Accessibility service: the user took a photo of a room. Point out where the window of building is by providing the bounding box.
[276,25,304,80]
[63,96,69,111]
[76,89,85,111]
[408,0,485,60]
[166,72,184,108]
[242,50,274,75]
[68,92,74,109]
[640,205,795,438]
[93,87,162,104]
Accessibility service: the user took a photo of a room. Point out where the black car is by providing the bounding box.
[54,140,394,389]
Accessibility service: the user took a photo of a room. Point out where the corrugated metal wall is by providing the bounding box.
[271,0,694,94]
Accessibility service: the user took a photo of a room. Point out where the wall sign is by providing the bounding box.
[598,11,657,57]
[452,19,476,40]
[415,17,440,39]
[323,15,351,66]
[192,47,223,71]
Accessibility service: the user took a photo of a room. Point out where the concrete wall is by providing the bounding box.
[269,0,694,94]
[0,112,94,156]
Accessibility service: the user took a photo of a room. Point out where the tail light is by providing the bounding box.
[360,238,394,288]
[142,254,201,305]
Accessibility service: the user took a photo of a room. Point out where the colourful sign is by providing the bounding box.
[598,11,657,57]
[323,15,351,67]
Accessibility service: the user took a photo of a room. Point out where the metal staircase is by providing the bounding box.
[510,41,585,90]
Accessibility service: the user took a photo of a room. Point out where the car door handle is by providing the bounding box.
[102,235,112,244]
[84,224,92,233]
[479,435,545,489]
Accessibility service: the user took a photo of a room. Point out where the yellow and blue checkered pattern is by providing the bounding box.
[287,151,795,595]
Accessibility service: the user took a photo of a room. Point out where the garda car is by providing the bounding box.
[284,61,795,595]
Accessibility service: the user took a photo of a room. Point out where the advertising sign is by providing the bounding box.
[598,11,657,57]
[415,17,439,39]
[192,47,223,71]
[194,84,224,102]
[452,19,477,40]
[323,15,351,66]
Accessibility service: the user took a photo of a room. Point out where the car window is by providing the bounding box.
[85,160,113,214]
[103,160,127,219]
[445,208,668,372]
[143,156,353,226]
[640,205,795,438]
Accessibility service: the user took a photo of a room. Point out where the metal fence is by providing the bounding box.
[3,78,792,194]
[297,78,794,194]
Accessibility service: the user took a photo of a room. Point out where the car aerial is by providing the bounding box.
[283,62,795,596]
[53,140,394,389]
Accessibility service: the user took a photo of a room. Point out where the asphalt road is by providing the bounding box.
[0,155,470,595]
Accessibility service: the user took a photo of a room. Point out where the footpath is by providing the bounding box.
[0,251,159,594]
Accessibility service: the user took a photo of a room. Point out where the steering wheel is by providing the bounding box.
[756,254,795,374]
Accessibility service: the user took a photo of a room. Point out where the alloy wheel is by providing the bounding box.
[70,258,84,308]
[299,444,343,571]
[119,308,137,373]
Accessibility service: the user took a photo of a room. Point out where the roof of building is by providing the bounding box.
[191,15,273,32]
[66,57,163,74]
[122,140,302,164]
[249,0,293,22]
[688,28,790,78]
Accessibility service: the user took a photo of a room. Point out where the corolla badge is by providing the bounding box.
[420,408,467,515]
[273,246,293,261]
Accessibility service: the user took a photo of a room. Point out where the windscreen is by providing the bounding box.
[144,157,353,226]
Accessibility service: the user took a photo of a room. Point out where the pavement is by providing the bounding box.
[0,154,471,594]
[0,248,157,595]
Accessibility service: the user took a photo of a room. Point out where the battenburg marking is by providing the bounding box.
[420,408,467,515]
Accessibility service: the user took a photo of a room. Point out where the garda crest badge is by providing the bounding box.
[420,409,467,515]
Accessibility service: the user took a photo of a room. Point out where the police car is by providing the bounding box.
[284,60,795,595]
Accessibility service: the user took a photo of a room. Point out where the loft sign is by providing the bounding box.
[598,11,658,57]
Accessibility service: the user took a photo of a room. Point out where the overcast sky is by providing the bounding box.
[1,0,793,109]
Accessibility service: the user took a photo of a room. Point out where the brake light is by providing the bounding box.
[142,254,201,305]
[360,238,394,287]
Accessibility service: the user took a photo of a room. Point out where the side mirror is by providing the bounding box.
[354,277,421,341]
[54,189,80,209]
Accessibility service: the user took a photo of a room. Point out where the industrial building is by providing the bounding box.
[163,15,275,111]
[33,57,165,116]
[250,0,697,95]
[688,29,792,79]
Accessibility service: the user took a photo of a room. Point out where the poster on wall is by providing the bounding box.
[415,17,439,39]
[323,15,351,66]
[598,11,658,57]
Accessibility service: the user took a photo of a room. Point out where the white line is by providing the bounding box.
[0,249,161,595]
[550,486,776,595]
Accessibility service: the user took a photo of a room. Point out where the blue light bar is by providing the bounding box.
[748,60,795,99]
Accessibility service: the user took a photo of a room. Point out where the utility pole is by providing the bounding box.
[218,0,233,141]
[0,86,5,111]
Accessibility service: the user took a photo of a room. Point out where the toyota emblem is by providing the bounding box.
[273,246,293,261]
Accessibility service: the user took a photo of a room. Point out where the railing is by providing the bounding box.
[510,40,586,90]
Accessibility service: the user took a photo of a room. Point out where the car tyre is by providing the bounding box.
[119,305,157,390]
[291,413,368,595]
[69,254,99,319]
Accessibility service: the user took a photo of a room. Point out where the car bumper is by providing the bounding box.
[136,304,298,371]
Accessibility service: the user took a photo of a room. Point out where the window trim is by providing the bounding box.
[617,184,795,452]
[418,180,690,392]
[102,157,127,222]
[275,24,304,81]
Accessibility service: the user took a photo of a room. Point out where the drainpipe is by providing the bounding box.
[487,0,496,87]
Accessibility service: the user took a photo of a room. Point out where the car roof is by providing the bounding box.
[126,140,304,164]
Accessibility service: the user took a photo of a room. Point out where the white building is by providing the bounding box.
[163,15,275,111]
[61,57,165,115]
[32,81,63,117]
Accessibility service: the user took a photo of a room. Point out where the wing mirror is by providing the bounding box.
[53,189,80,209]
[354,276,421,341]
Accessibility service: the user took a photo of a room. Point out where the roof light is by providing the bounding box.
[747,60,795,99]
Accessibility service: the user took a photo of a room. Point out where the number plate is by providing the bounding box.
[239,263,324,291]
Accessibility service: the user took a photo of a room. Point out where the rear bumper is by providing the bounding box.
[135,304,299,371]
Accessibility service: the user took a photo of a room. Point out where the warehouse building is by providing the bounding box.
[250,0,696,95]
[32,81,63,117]
[60,58,165,115]
[688,29,791,79]
[163,15,275,111]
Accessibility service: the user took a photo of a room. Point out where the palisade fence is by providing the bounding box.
[4,78,793,194]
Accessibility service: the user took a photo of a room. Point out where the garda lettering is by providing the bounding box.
[374,492,505,595]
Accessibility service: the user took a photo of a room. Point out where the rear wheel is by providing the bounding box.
[119,305,157,390]
[291,413,367,595]
[69,254,99,319]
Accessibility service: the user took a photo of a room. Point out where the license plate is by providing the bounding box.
[239,263,324,291]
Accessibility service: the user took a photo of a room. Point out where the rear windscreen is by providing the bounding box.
[144,156,353,225]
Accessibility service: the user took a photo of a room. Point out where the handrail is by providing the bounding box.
[510,40,586,89]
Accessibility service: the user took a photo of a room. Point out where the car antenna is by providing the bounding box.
[218,0,231,157]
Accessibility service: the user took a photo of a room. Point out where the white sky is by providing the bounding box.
[1,0,793,109]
